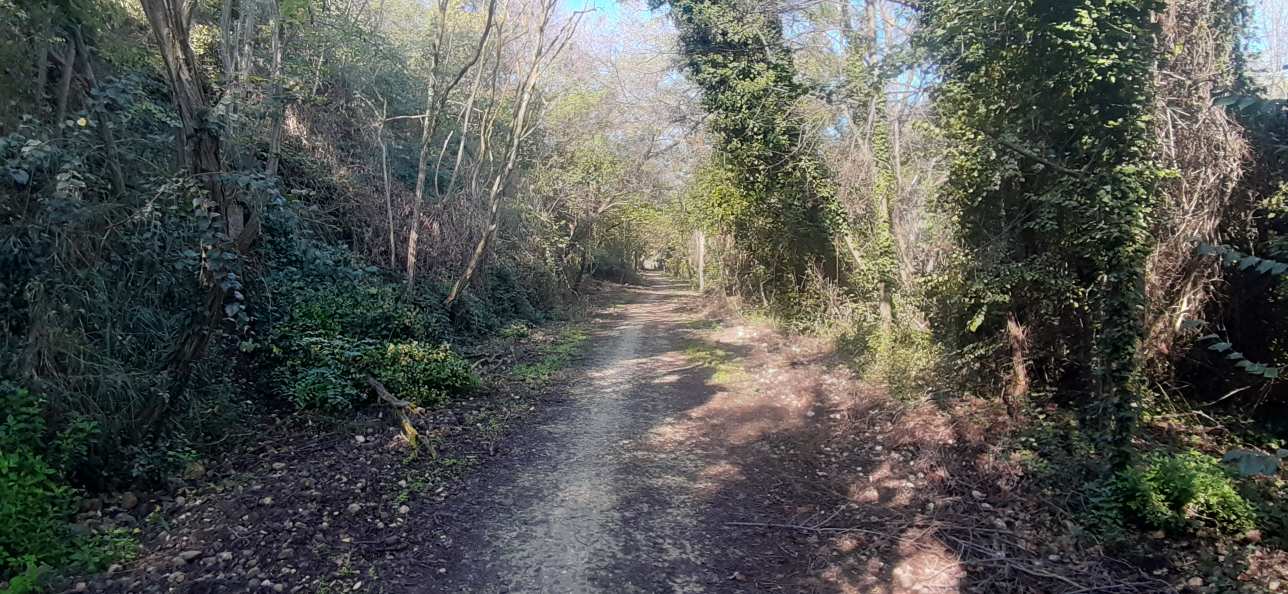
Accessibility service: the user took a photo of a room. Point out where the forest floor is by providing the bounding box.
[71,274,1215,593]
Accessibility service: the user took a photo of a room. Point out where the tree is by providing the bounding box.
[139,0,258,389]
[655,0,838,300]
[923,0,1163,462]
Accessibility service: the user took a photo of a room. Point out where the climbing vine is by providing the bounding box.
[654,0,839,299]
[922,0,1164,461]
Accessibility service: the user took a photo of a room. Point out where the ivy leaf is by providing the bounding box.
[1208,342,1232,352]
[966,308,986,333]
[1239,255,1259,270]
[9,169,29,185]
[1264,367,1280,379]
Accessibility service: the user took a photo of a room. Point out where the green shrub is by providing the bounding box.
[284,284,443,342]
[272,336,370,412]
[1112,450,1257,535]
[290,365,362,413]
[0,387,77,578]
[361,342,478,407]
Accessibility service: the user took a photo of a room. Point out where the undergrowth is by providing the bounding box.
[512,327,590,385]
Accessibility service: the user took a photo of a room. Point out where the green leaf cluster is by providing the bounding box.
[1110,450,1256,534]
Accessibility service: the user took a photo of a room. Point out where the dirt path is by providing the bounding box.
[418,275,739,592]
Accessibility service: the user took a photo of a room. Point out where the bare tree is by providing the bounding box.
[401,0,499,290]
[444,0,587,307]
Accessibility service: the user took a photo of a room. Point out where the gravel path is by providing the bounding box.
[429,275,730,593]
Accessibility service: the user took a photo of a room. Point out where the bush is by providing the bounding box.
[1111,450,1257,535]
[0,386,77,578]
[289,364,363,413]
[361,342,478,407]
[282,284,444,342]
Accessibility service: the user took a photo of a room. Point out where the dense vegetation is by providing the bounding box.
[2,0,1288,588]
[650,0,1288,585]
[0,0,677,582]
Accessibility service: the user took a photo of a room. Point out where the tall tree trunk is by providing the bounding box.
[140,0,257,387]
[34,5,51,113]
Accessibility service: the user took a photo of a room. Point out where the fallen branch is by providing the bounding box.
[366,376,432,457]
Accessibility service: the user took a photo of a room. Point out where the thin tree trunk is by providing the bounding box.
[34,6,51,112]
[404,0,497,290]
[72,27,126,196]
[372,96,395,268]
[695,229,705,292]
[266,0,286,177]
[54,40,75,127]
[445,0,583,306]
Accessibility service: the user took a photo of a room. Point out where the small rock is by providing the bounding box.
[398,505,410,515]
[174,496,187,507]
[971,490,986,500]
[120,492,139,510]
[1267,579,1281,591]
[272,462,287,471]
[177,550,202,563]
[347,503,361,514]
[107,564,122,574]
[1149,530,1166,540]
[74,582,88,592]
[169,572,186,584]
[1222,448,1279,477]
[112,512,137,527]
[183,461,206,480]
[260,496,274,506]
[262,579,274,588]
[274,585,285,593]
[1245,529,1263,543]
[218,551,234,562]
[355,435,366,444]
[1187,577,1204,588]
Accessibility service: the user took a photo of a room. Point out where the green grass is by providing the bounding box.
[682,341,747,383]
[511,327,590,385]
